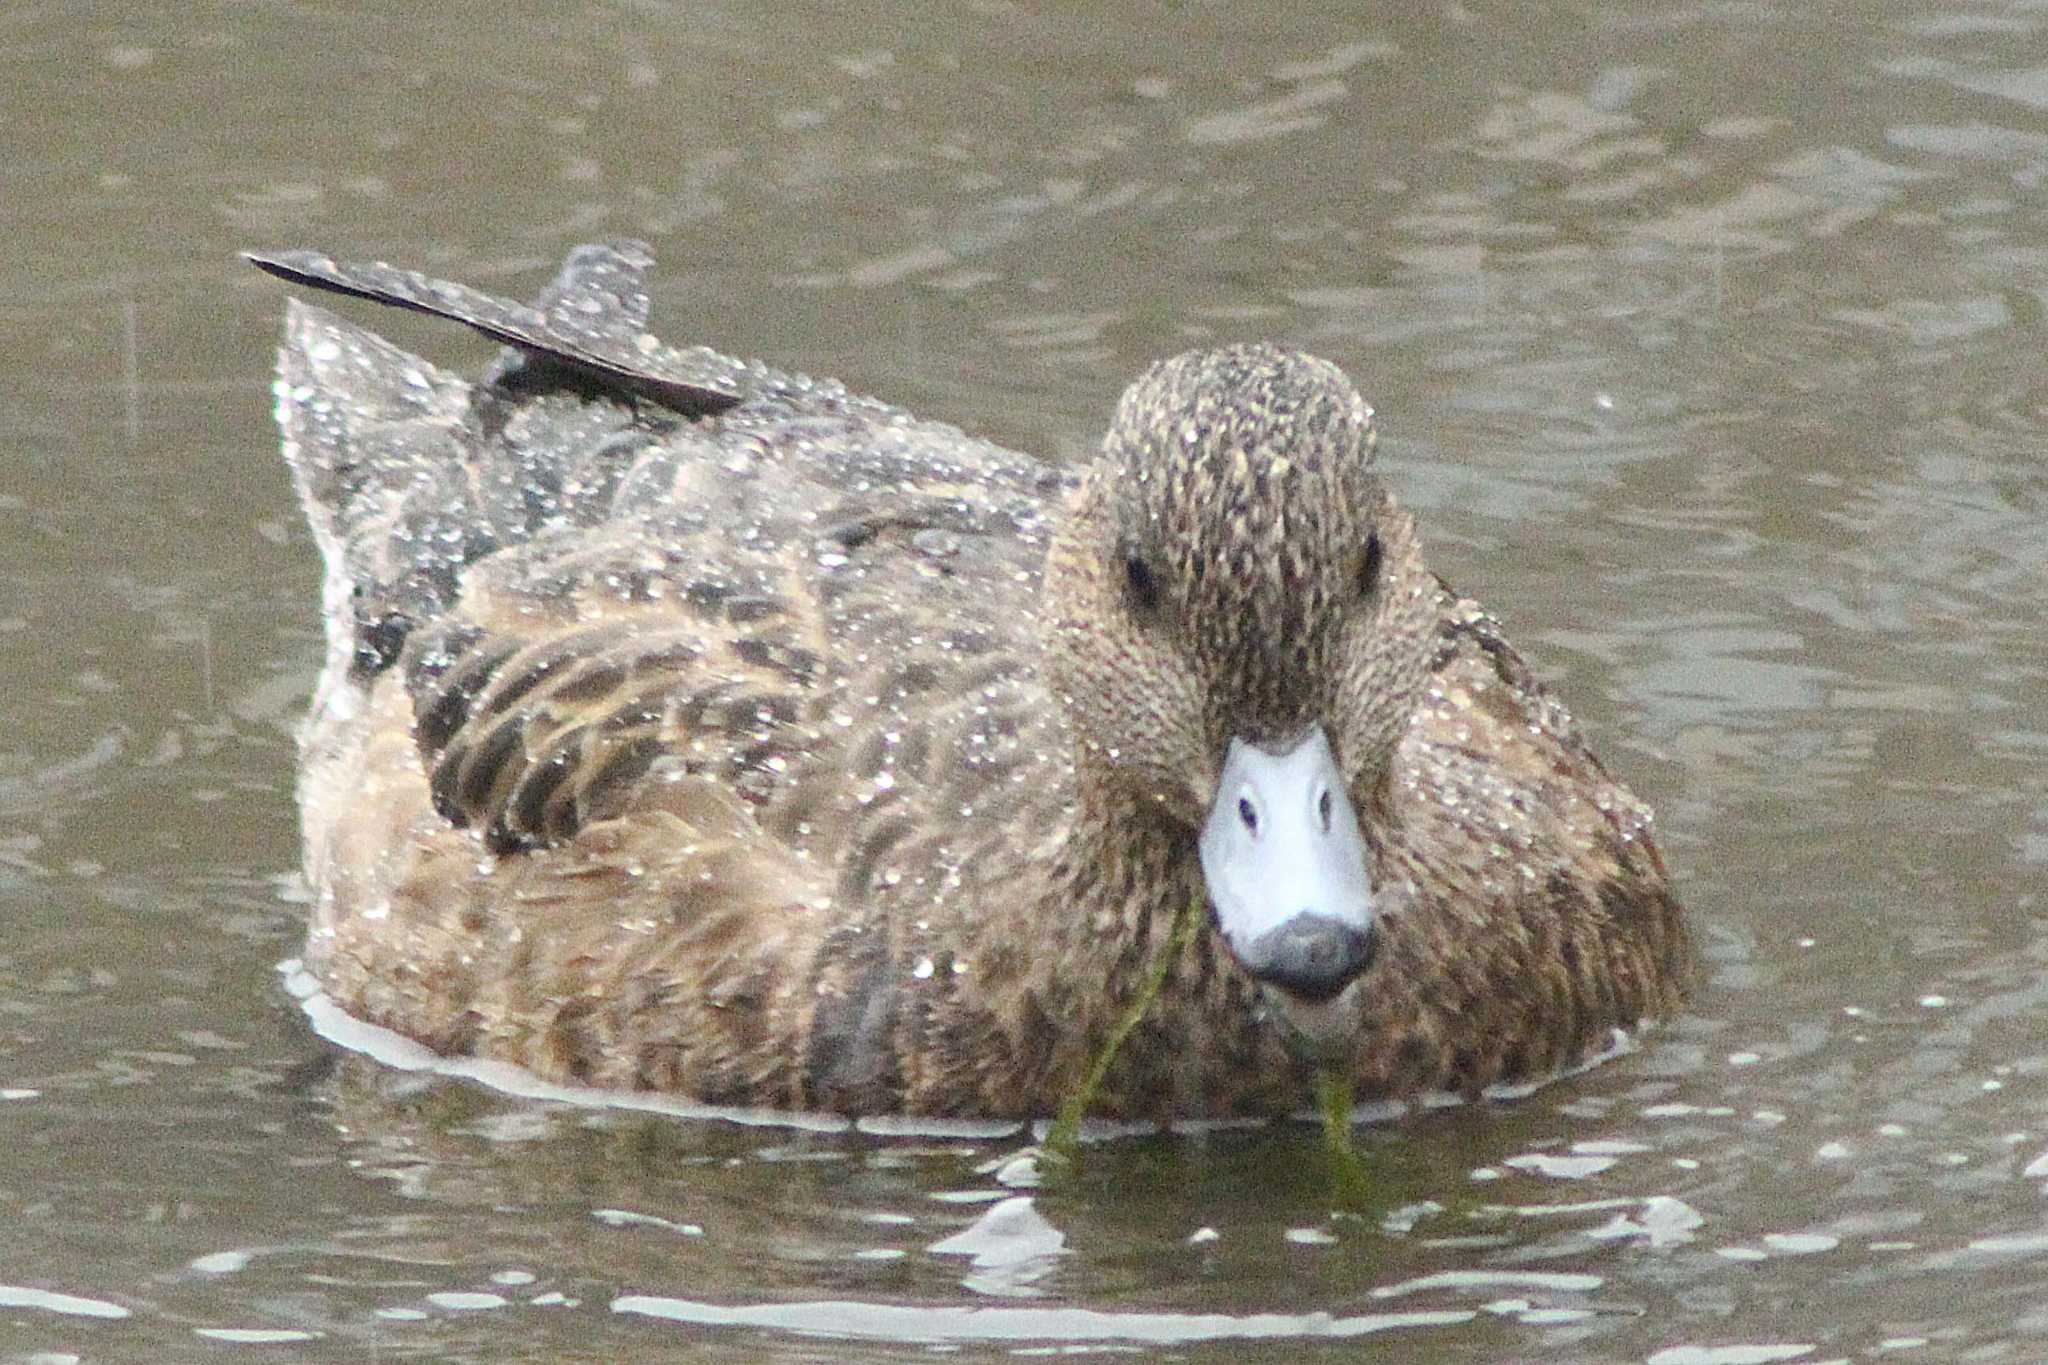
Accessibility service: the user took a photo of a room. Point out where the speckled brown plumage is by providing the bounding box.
[265,242,1690,1120]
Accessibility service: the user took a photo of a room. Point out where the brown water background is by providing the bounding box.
[2,2,2046,1360]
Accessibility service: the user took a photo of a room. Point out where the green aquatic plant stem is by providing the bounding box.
[1316,1067,1372,1205]
[1041,896,1370,1206]
[1044,894,1203,1162]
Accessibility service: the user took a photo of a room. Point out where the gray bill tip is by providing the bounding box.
[1235,912,1376,1003]
[1197,725,1378,1002]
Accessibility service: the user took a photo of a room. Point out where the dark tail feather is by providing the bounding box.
[245,245,744,419]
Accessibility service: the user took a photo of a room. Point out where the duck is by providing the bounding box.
[251,241,1691,1121]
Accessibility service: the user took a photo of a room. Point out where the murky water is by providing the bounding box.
[2,1,2044,1359]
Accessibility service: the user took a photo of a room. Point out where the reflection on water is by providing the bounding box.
[1,0,2046,1359]
[614,1292,1478,1345]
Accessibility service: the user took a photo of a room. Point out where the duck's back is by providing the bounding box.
[274,245,1078,1102]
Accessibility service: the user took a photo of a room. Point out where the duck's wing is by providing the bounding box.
[1363,592,1692,1097]
[270,276,1066,852]
[264,244,1071,1105]
[256,243,694,669]
[263,243,1067,680]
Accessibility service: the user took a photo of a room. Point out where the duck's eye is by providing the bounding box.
[1359,530,1384,599]
[1124,551,1162,617]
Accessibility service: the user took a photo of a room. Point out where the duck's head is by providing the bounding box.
[1046,345,1438,1040]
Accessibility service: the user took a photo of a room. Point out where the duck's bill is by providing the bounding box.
[1197,725,1378,1011]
